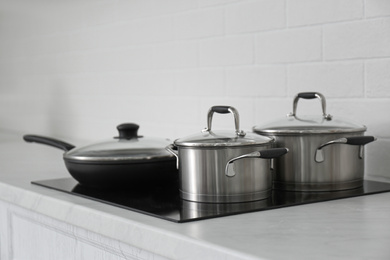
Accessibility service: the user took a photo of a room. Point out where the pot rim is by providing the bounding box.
[173,135,275,148]
[64,155,175,164]
[253,126,367,136]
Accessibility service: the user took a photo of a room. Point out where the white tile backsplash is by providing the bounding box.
[365,0,390,18]
[200,35,254,66]
[256,27,322,63]
[226,66,287,97]
[226,0,286,34]
[365,58,390,97]
[174,8,225,40]
[323,18,390,60]
[287,0,363,27]
[0,0,389,178]
[288,62,364,97]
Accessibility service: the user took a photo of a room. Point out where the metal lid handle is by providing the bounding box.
[289,92,332,120]
[203,106,246,137]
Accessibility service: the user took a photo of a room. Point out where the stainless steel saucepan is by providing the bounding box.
[253,92,376,192]
[166,106,288,203]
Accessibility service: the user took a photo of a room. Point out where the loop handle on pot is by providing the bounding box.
[165,144,179,169]
[289,92,333,121]
[315,136,377,163]
[225,148,289,177]
[203,106,246,137]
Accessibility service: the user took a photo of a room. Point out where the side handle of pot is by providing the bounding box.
[315,136,377,163]
[225,148,289,177]
[165,144,179,169]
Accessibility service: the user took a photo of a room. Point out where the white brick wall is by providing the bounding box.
[324,18,390,60]
[365,59,390,97]
[287,0,363,26]
[200,35,254,66]
[226,0,286,33]
[256,28,322,63]
[288,62,364,97]
[0,0,389,178]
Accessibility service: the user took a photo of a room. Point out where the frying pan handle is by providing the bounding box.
[315,136,377,163]
[225,148,289,177]
[23,135,76,152]
[165,144,179,169]
[203,106,246,137]
[289,92,333,121]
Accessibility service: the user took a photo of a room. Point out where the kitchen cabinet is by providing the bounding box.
[0,200,166,260]
[1,131,390,260]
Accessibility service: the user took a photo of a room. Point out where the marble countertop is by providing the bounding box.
[1,131,390,260]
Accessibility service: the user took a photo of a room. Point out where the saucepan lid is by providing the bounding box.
[253,92,367,136]
[174,106,273,148]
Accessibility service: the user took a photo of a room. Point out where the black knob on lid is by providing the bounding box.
[116,123,139,139]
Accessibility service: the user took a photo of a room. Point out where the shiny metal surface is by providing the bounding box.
[165,144,179,169]
[253,92,376,191]
[174,130,272,147]
[270,132,365,191]
[177,145,273,203]
[174,105,270,148]
[254,92,367,135]
[289,92,333,121]
[203,106,246,137]
[225,151,262,177]
[169,105,285,203]
[315,137,348,163]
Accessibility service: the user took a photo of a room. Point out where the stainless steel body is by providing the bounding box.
[167,106,288,203]
[253,92,376,192]
[268,132,365,191]
[178,145,273,203]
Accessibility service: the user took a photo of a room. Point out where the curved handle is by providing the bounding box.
[225,148,288,177]
[165,144,179,169]
[317,136,376,150]
[315,136,376,162]
[289,92,332,120]
[203,106,246,137]
[23,135,76,152]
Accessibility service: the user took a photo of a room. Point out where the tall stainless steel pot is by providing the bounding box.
[166,106,288,203]
[253,92,376,192]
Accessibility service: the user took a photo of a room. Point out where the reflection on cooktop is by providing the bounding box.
[32,178,390,223]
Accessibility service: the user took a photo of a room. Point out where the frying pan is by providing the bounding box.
[24,123,178,188]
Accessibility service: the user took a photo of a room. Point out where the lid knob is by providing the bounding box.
[116,123,140,139]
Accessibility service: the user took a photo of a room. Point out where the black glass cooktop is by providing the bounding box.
[32,178,390,223]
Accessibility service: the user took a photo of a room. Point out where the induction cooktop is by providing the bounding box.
[32,178,390,223]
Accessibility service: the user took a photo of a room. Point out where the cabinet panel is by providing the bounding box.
[0,200,167,260]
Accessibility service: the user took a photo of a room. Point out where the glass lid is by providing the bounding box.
[174,106,273,147]
[174,130,272,147]
[253,92,366,135]
[65,123,174,163]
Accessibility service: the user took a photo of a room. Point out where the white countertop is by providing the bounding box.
[1,131,390,260]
